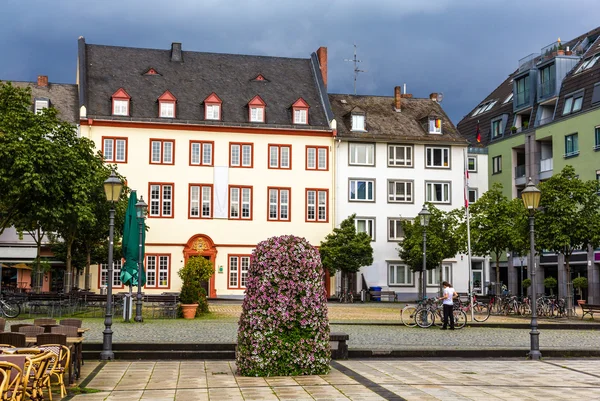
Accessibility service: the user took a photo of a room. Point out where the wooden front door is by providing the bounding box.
[183,234,218,298]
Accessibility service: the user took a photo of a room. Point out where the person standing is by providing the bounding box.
[439,281,458,330]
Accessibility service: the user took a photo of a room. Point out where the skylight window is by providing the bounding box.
[503,93,513,104]
[576,53,600,73]
[472,99,497,116]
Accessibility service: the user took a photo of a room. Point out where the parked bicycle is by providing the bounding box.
[337,288,354,304]
[457,294,490,322]
[0,294,20,318]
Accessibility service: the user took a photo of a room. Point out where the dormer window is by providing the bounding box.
[248,95,266,123]
[351,114,365,131]
[158,90,177,118]
[204,93,222,121]
[429,118,442,134]
[34,98,49,114]
[292,98,309,125]
[111,88,131,116]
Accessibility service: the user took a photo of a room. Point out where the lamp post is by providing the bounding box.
[134,196,148,323]
[522,177,541,360]
[418,204,431,300]
[101,171,124,361]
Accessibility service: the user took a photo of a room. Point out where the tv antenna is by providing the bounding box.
[344,43,366,95]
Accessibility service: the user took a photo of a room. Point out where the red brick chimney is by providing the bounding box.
[430,93,438,102]
[394,86,401,111]
[316,47,327,87]
[37,75,48,87]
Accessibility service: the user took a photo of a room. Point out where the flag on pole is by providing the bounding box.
[476,123,481,143]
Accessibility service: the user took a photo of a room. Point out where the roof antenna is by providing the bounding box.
[344,43,366,95]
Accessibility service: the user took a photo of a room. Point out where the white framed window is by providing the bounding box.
[250,106,264,122]
[100,260,122,287]
[468,188,478,204]
[563,91,584,115]
[145,255,170,288]
[190,141,213,166]
[388,218,406,241]
[425,146,450,168]
[229,255,250,288]
[34,99,49,114]
[355,217,375,241]
[351,114,365,131]
[206,104,220,120]
[268,188,290,221]
[349,143,375,165]
[388,145,413,167]
[103,138,127,163]
[349,179,375,202]
[229,186,252,220]
[189,184,212,219]
[389,263,412,286]
[150,140,174,165]
[269,145,291,169]
[113,99,129,116]
[149,183,173,217]
[306,189,328,222]
[492,155,502,174]
[429,118,442,134]
[160,102,175,118]
[230,143,253,167]
[426,182,451,203]
[467,156,477,172]
[388,180,413,203]
[294,109,307,124]
[306,146,328,170]
[427,265,452,286]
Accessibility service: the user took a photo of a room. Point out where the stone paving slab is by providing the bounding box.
[66,359,600,400]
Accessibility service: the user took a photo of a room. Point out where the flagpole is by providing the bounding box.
[464,148,474,322]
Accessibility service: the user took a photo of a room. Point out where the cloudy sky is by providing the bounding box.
[1,0,598,123]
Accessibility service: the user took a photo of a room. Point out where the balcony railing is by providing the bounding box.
[515,164,526,178]
[538,80,556,100]
[540,158,553,172]
[515,91,530,109]
[519,53,540,72]
[541,41,560,58]
[537,116,554,127]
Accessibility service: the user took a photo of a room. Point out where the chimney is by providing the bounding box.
[430,93,438,102]
[394,86,402,111]
[401,83,412,98]
[37,75,48,87]
[171,42,182,62]
[316,47,327,87]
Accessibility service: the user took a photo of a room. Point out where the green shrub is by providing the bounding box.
[236,235,330,376]
[178,256,214,306]
[522,278,531,288]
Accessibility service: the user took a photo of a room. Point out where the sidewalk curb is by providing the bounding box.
[348,349,600,358]
[330,322,600,330]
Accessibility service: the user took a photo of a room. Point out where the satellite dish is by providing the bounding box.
[437,93,444,103]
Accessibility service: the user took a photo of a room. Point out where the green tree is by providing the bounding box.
[469,183,514,284]
[399,204,460,298]
[319,214,373,293]
[536,165,600,315]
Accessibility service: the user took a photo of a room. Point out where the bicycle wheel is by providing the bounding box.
[401,306,417,327]
[1,300,20,318]
[519,302,531,316]
[473,302,490,322]
[453,309,467,329]
[415,309,434,328]
[434,308,444,327]
[348,293,354,304]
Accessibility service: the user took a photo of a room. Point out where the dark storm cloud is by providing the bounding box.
[1,0,599,123]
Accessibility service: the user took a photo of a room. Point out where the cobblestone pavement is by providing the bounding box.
[69,358,600,400]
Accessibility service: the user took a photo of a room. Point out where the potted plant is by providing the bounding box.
[544,276,558,296]
[572,277,588,305]
[178,256,214,319]
[557,42,565,56]
[522,278,531,297]
[523,121,529,129]
[511,126,517,134]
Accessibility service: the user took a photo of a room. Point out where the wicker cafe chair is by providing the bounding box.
[0,318,6,333]
[9,324,32,333]
[18,326,44,336]
[32,318,56,326]
[40,345,70,398]
[0,333,25,348]
[23,351,53,401]
[0,370,7,400]
[36,334,66,347]
[0,361,23,401]
[50,326,78,338]
[58,319,82,329]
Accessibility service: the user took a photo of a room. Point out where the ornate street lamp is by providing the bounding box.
[522,177,541,360]
[100,171,123,361]
[418,204,431,300]
[134,196,148,323]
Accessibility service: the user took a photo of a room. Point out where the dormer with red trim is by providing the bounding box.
[112,88,131,116]
[158,90,177,118]
[204,92,222,121]
[252,74,268,82]
[248,95,266,123]
[143,68,161,76]
[292,98,309,125]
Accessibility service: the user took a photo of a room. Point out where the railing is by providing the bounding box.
[515,164,526,178]
[541,41,560,57]
[519,53,540,72]
[564,150,580,158]
[515,91,530,108]
[538,80,556,99]
[537,116,554,126]
[539,158,553,172]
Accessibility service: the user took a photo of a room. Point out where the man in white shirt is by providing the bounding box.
[439,281,458,330]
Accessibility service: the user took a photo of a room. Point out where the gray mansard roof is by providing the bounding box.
[79,39,331,130]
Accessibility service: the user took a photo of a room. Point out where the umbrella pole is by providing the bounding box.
[125,285,132,322]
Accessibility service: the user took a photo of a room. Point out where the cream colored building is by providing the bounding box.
[78,38,334,297]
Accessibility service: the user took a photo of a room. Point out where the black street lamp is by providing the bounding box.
[418,204,431,300]
[134,196,148,323]
[101,171,123,361]
[522,177,542,360]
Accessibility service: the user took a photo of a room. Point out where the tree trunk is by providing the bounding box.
[495,254,500,284]
[66,237,74,292]
[35,225,42,293]
[565,255,574,317]
[85,248,91,290]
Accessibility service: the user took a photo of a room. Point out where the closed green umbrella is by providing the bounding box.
[121,190,146,287]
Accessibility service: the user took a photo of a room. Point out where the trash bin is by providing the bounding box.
[360,289,367,303]
[369,286,382,302]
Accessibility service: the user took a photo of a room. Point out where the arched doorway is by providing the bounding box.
[183,234,217,298]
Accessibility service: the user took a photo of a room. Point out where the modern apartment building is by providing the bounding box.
[457,26,600,303]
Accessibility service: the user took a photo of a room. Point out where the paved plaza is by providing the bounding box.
[68,358,600,400]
